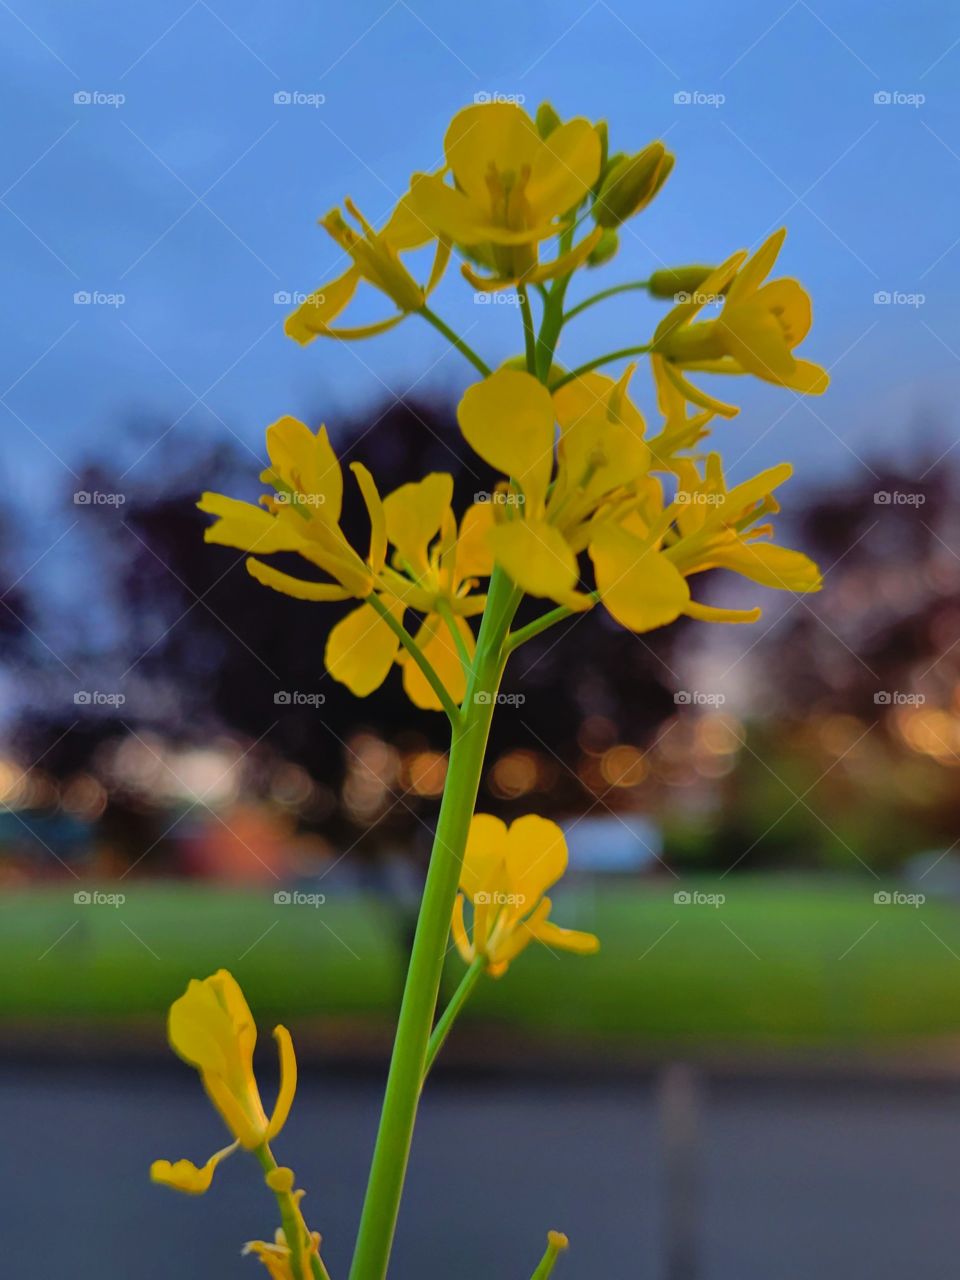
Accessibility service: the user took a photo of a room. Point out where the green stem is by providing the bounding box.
[255,1144,330,1280]
[550,344,652,390]
[422,955,486,1081]
[418,305,491,377]
[518,286,537,375]
[436,599,474,685]
[366,594,461,726]
[505,593,599,654]
[348,567,522,1280]
[562,279,650,323]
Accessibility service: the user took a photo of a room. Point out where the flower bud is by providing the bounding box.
[536,101,562,139]
[593,142,674,227]
[647,265,719,299]
[587,227,619,267]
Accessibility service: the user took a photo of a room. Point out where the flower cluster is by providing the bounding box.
[172,96,830,1280]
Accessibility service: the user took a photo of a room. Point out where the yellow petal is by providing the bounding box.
[527,118,602,219]
[383,473,454,575]
[350,462,387,573]
[589,524,690,632]
[781,358,829,394]
[324,600,401,697]
[265,1025,297,1140]
[717,463,792,520]
[284,266,361,345]
[410,172,550,246]
[402,613,473,711]
[662,363,740,419]
[461,813,508,901]
[444,103,540,205]
[718,303,796,381]
[457,370,555,514]
[455,502,495,580]
[503,815,568,910]
[198,494,306,554]
[532,916,600,956]
[706,541,822,591]
[451,894,474,965]
[150,1143,238,1196]
[684,600,762,624]
[266,419,343,520]
[246,558,352,602]
[726,228,785,304]
[488,519,579,601]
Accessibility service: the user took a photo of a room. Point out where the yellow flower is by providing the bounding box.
[652,230,829,414]
[244,1229,322,1280]
[456,370,819,632]
[151,971,297,1195]
[451,814,599,977]
[409,102,603,290]
[198,418,490,706]
[456,366,649,610]
[589,454,822,630]
[285,193,449,343]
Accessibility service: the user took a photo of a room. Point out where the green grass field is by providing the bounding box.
[4,876,959,1045]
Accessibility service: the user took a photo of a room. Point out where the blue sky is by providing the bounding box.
[2,0,959,519]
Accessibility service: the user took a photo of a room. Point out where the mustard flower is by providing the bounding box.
[652,229,829,414]
[409,101,603,290]
[285,193,449,343]
[451,814,599,977]
[150,970,296,1194]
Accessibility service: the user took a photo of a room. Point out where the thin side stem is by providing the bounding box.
[422,955,486,1081]
[348,567,522,1280]
[562,279,651,323]
[254,1144,330,1280]
[366,594,461,726]
[418,305,491,377]
[436,599,474,685]
[505,593,599,654]
[518,286,537,375]
[550,344,652,390]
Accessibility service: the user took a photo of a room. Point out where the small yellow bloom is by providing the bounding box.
[652,230,829,413]
[451,814,599,977]
[244,1229,322,1280]
[167,969,297,1149]
[150,1142,238,1195]
[409,102,603,290]
[285,193,449,343]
